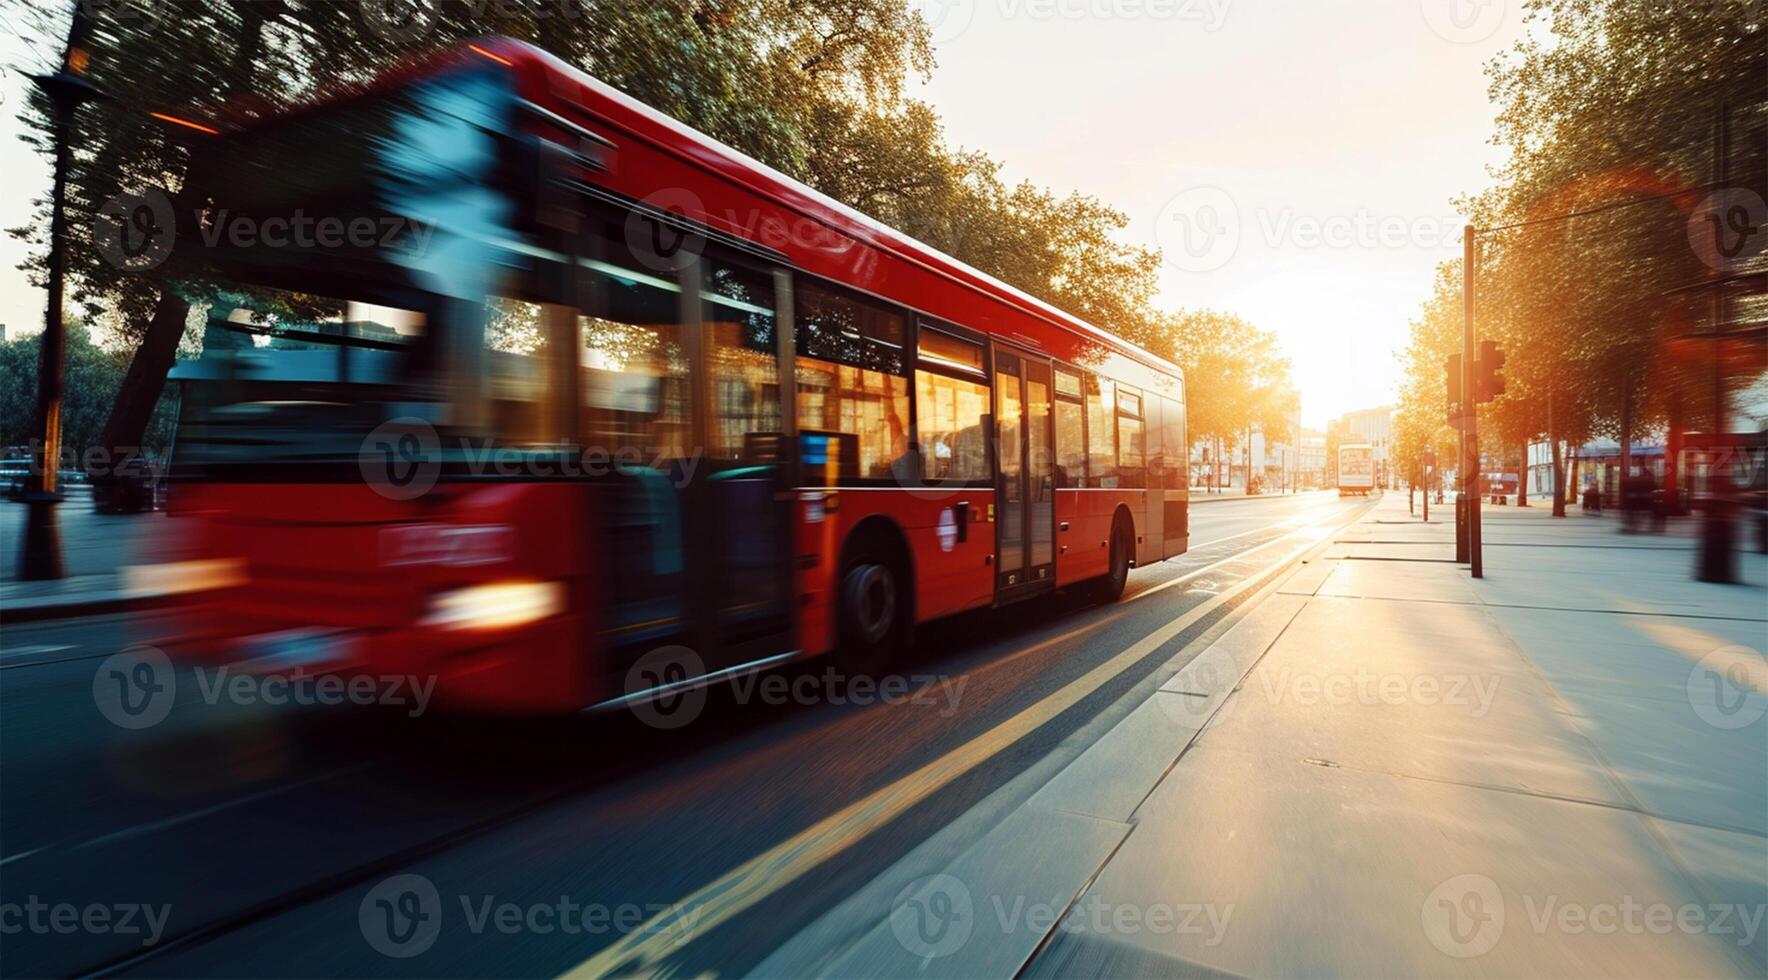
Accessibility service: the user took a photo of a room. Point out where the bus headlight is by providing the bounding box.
[121,558,247,595]
[422,581,564,631]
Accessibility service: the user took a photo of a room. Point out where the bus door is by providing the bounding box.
[994,346,1056,597]
[578,231,793,690]
[687,258,796,669]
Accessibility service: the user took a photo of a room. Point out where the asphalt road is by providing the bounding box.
[0,490,1376,978]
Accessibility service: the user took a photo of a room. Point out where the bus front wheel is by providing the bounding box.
[837,537,911,674]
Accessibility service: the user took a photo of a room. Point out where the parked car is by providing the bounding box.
[91,456,159,513]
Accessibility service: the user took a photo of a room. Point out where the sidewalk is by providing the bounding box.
[1026,493,1767,977]
[0,498,172,621]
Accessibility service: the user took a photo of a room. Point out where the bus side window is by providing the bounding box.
[1054,368,1085,488]
[1160,394,1185,486]
[1086,375,1118,488]
[1145,396,1164,489]
[701,259,782,463]
[794,276,910,485]
[1116,385,1145,489]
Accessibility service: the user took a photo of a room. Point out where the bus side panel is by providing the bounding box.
[1055,490,1112,586]
[1134,490,1162,569]
[1162,491,1189,559]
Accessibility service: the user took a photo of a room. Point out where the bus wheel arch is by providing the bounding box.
[836,517,916,672]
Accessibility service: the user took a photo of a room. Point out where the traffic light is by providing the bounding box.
[1475,340,1506,403]
[1445,353,1463,425]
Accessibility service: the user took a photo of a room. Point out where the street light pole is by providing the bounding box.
[20,4,102,581]
[1464,225,1483,579]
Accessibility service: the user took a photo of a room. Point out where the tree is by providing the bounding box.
[9,0,1204,473]
[0,321,156,463]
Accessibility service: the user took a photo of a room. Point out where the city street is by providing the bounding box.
[3,491,1370,977]
[0,4,1761,976]
[5,491,1763,977]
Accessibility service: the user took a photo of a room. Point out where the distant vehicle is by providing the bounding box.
[2,457,87,500]
[1338,444,1375,496]
[91,455,160,514]
[1480,472,1519,496]
[0,457,28,500]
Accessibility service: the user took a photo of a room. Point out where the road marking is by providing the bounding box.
[0,847,44,867]
[0,644,74,661]
[71,766,371,852]
[561,527,1335,978]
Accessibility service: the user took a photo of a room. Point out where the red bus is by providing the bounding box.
[148,39,1187,712]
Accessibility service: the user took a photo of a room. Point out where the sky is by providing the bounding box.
[906,0,1529,426]
[0,0,1530,429]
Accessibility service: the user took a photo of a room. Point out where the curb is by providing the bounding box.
[0,591,177,625]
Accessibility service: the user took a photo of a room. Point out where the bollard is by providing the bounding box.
[1455,493,1469,563]
[1697,496,1739,583]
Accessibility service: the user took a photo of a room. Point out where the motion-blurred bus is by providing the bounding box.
[142,39,1190,713]
[1337,444,1375,496]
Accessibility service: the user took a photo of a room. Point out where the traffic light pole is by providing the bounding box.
[1464,225,1482,579]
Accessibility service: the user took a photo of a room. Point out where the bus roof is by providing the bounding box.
[202,38,1183,383]
[490,39,1184,381]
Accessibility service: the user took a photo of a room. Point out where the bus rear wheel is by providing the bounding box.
[1092,515,1132,603]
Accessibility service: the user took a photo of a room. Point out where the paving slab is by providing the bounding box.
[820,804,1131,979]
[1045,743,1745,978]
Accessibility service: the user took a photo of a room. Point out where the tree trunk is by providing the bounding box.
[94,292,190,459]
[1516,435,1530,506]
[1619,370,1633,483]
[1550,388,1566,517]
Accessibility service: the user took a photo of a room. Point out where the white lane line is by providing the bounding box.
[71,765,373,852]
[0,644,75,660]
[559,516,1352,978]
[0,847,45,867]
